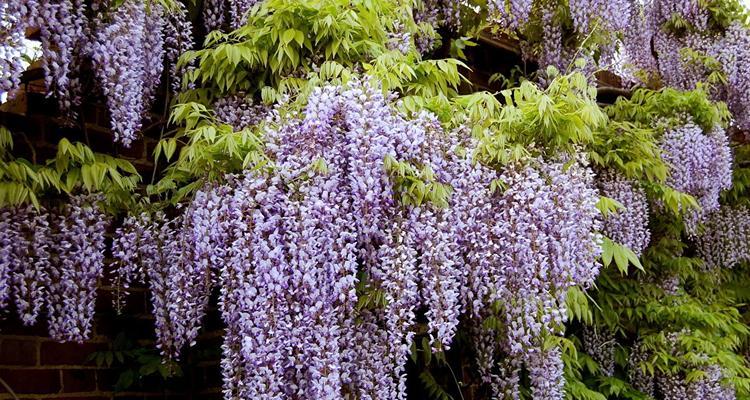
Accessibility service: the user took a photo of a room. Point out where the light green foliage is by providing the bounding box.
[607,87,731,134]
[383,155,453,208]
[601,238,644,275]
[0,127,140,211]
[179,0,422,96]
[589,121,667,183]
[157,0,467,204]
[148,101,268,202]
[460,68,607,166]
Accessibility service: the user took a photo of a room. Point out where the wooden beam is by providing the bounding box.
[477,30,521,55]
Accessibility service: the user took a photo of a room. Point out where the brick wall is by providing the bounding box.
[0,79,224,399]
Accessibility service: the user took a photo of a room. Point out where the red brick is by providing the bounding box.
[92,316,152,338]
[40,342,106,366]
[0,314,50,336]
[25,92,57,116]
[61,369,96,392]
[116,137,145,159]
[95,369,121,392]
[86,126,116,155]
[0,368,60,394]
[0,339,38,366]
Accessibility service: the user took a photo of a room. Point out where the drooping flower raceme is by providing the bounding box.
[90,1,167,146]
[111,213,150,313]
[11,206,52,326]
[38,0,87,117]
[0,1,36,97]
[47,194,109,343]
[628,341,655,397]
[695,206,750,270]
[0,208,19,311]
[659,123,732,234]
[113,188,229,360]
[569,0,631,34]
[597,170,651,255]
[90,0,148,146]
[583,326,616,376]
[490,159,602,399]
[164,2,194,94]
[208,79,474,398]
[486,0,532,30]
[685,365,737,400]
[213,95,269,131]
[203,0,260,32]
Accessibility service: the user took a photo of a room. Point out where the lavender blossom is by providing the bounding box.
[583,326,616,376]
[213,95,268,131]
[597,170,651,255]
[660,123,732,234]
[38,0,87,117]
[47,194,109,343]
[11,206,52,326]
[695,206,750,270]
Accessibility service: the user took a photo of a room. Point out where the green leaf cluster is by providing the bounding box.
[0,127,140,211]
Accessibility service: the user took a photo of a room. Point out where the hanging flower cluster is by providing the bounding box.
[597,170,651,255]
[655,332,737,400]
[89,0,179,146]
[0,2,33,96]
[628,340,656,397]
[683,365,737,400]
[11,206,53,326]
[481,159,602,398]
[582,326,615,376]
[164,2,194,94]
[212,95,269,131]
[618,0,750,129]
[0,196,107,343]
[487,0,532,30]
[93,0,195,145]
[213,80,469,398]
[694,206,750,270]
[202,0,260,32]
[39,0,87,117]
[659,123,732,234]
[568,0,631,34]
[1,0,193,145]
[112,194,226,360]
[0,210,15,311]
[47,194,109,342]
[0,194,110,343]
[108,78,601,398]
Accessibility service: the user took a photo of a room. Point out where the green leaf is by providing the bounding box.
[114,369,135,391]
[163,138,177,161]
[422,337,432,365]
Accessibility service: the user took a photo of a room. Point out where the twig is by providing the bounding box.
[0,377,19,400]
[151,83,173,185]
[445,361,465,400]
[20,131,36,164]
